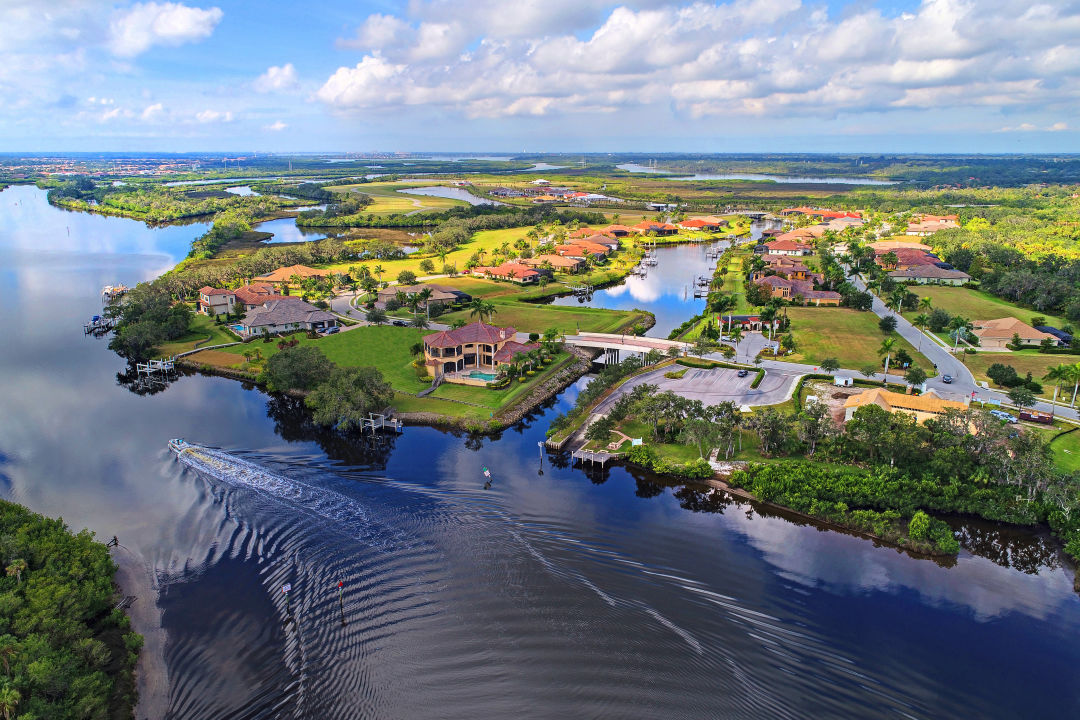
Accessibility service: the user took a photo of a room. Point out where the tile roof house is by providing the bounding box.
[754,256,822,283]
[782,207,862,219]
[970,317,1059,350]
[423,322,538,384]
[843,388,968,424]
[755,276,841,305]
[888,266,971,285]
[765,239,814,256]
[254,264,332,284]
[240,298,337,336]
[469,262,541,283]
[375,284,471,309]
[604,224,636,236]
[197,286,236,316]
[678,218,723,230]
[569,227,615,239]
[520,254,585,271]
[632,221,679,236]
[233,283,288,310]
[907,214,960,236]
[553,241,610,259]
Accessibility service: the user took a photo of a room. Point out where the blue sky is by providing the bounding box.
[2,0,1079,153]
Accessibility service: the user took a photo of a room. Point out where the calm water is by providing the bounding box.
[1,185,1080,719]
[550,221,773,337]
[616,163,897,185]
[398,186,503,206]
[255,216,327,244]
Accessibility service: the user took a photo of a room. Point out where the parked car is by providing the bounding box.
[737,369,749,378]
[941,374,953,384]
[990,409,1018,423]
[391,320,407,327]
[323,326,340,334]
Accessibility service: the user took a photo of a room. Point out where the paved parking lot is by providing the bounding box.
[593,364,803,414]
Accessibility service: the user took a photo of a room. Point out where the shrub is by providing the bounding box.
[908,510,931,540]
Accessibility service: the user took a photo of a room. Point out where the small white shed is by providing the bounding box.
[834,375,854,387]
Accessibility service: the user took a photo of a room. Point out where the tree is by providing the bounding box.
[987,362,1020,387]
[948,315,972,351]
[373,264,385,282]
[397,269,417,285]
[644,348,663,365]
[468,298,496,323]
[4,560,25,586]
[681,410,721,459]
[729,326,744,359]
[796,401,832,456]
[418,258,435,274]
[263,345,334,392]
[750,408,790,456]
[365,307,387,325]
[861,365,879,379]
[586,415,615,445]
[879,315,898,334]
[0,638,14,678]
[905,365,927,389]
[908,510,931,540]
[819,357,839,374]
[927,307,952,332]
[1007,386,1036,411]
[912,312,929,350]
[919,296,933,313]
[1044,363,1073,406]
[691,336,719,358]
[878,337,895,376]
[667,344,682,359]
[0,685,19,720]
[305,366,394,431]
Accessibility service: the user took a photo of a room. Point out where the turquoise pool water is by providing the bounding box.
[467,371,497,382]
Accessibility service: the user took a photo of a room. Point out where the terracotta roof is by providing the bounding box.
[971,317,1058,341]
[234,284,286,306]
[493,340,540,363]
[679,218,719,229]
[199,286,232,297]
[783,207,861,219]
[604,224,635,233]
[471,263,539,280]
[844,388,967,416]
[520,254,582,268]
[569,227,614,238]
[766,239,813,252]
[424,322,516,348]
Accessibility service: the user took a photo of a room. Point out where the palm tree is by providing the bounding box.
[373,265,385,283]
[0,685,19,720]
[919,296,933,313]
[948,315,972,351]
[729,326,744,359]
[5,560,25,586]
[889,288,907,313]
[1044,363,1072,407]
[468,299,496,324]
[416,287,433,320]
[912,313,929,350]
[878,337,895,378]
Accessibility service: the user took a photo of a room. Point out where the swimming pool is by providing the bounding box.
[230,324,245,334]
[467,371,497,382]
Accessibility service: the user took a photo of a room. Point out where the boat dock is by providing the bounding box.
[571,448,617,467]
[361,413,404,434]
[84,315,116,333]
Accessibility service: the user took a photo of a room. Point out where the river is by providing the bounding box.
[1,185,1079,718]
[549,220,776,337]
[616,163,897,185]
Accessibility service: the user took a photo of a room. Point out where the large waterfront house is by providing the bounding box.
[554,241,610,260]
[765,239,814,256]
[632,221,678,236]
[198,283,288,316]
[843,388,967,424]
[520,254,585,272]
[970,317,1060,349]
[423,322,539,384]
[754,276,841,305]
[469,262,541,283]
[375,284,471,310]
[239,298,337,336]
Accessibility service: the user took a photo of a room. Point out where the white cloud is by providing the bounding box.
[254,63,298,93]
[195,109,233,123]
[109,2,223,57]
[264,120,288,131]
[318,0,1080,130]
[140,102,165,121]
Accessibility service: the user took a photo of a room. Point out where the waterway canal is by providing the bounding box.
[0,185,1078,719]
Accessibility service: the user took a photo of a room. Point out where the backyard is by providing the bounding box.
[156,312,240,357]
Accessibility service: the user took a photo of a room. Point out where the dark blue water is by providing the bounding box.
[1,185,1079,719]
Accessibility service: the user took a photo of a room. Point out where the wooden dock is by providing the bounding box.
[571,448,617,466]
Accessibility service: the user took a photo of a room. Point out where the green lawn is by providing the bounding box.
[1050,430,1080,473]
[438,299,643,334]
[964,349,1080,400]
[901,286,1065,327]
[429,352,573,409]
[207,325,432,392]
[156,313,240,357]
[782,307,934,374]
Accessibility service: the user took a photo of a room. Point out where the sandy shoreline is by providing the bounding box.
[111,547,169,720]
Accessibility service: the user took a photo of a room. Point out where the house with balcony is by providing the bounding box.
[423,322,539,385]
[197,286,236,316]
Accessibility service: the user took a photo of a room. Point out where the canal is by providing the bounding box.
[1,185,1079,719]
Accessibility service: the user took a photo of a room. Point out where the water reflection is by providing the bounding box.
[1,185,1079,719]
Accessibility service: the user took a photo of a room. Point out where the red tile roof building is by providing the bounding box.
[469,262,540,283]
[423,322,539,383]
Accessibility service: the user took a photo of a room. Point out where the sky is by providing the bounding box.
[2,0,1080,153]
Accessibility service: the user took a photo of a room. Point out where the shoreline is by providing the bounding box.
[111,546,169,720]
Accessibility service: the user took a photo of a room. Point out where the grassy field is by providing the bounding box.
[327,180,468,215]
[901,286,1065,326]
[1050,430,1080,473]
[964,349,1080,400]
[725,251,752,312]
[438,300,643,334]
[199,325,432,392]
[156,313,240,357]
[782,307,934,374]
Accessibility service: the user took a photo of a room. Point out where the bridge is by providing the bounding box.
[563,333,691,365]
